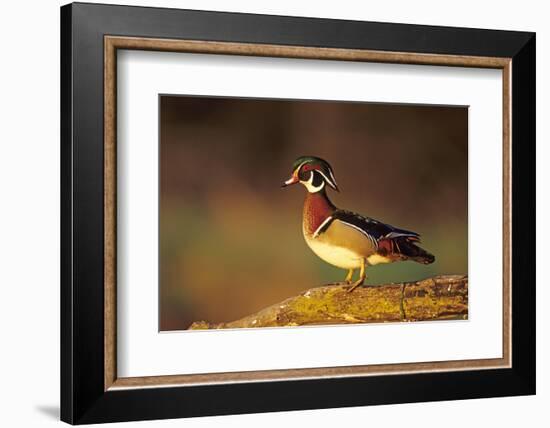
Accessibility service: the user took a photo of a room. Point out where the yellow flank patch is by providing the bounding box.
[367,254,392,265]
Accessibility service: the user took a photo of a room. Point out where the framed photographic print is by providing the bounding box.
[60,2,535,424]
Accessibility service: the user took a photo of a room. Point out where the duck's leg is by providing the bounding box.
[325,269,355,286]
[347,258,366,293]
[345,269,354,284]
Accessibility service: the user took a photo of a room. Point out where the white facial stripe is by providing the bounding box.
[317,169,338,190]
[292,160,308,177]
[328,168,338,188]
[302,171,325,193]
[313,216,333,238]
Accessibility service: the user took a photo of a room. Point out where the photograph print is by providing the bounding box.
[159,95,468,331]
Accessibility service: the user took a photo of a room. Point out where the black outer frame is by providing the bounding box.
[60,2,535,424]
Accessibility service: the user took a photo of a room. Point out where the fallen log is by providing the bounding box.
[189,274,468,330]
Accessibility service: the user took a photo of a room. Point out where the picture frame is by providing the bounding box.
[60,2,535,424]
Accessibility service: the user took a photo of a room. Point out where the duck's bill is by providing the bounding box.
[281,175,299,187]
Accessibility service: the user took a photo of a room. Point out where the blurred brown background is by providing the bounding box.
[160,95,468,331]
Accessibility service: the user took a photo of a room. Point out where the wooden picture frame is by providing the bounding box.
[61,2,535,424]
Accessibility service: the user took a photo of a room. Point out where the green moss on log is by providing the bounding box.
[189,275,468,330]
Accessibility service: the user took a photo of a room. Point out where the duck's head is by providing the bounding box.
[282,156,339,193]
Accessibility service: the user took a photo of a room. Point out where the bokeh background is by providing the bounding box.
[160,95,468,331]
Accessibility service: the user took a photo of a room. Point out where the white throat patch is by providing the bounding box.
[301,171,325,193]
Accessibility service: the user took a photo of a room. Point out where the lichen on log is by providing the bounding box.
[189,275,468,330]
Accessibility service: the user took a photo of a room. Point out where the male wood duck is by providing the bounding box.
[282,156,435,292]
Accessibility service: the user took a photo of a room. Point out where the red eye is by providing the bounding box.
[302,165,311,172]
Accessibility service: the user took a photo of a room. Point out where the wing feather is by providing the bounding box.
[331,210,421,242]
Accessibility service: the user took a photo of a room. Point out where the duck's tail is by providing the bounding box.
[395,236,435,264]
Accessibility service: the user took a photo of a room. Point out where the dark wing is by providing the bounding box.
[326,210,421,242]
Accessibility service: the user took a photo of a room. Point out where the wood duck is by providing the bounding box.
[282,156,435,292]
